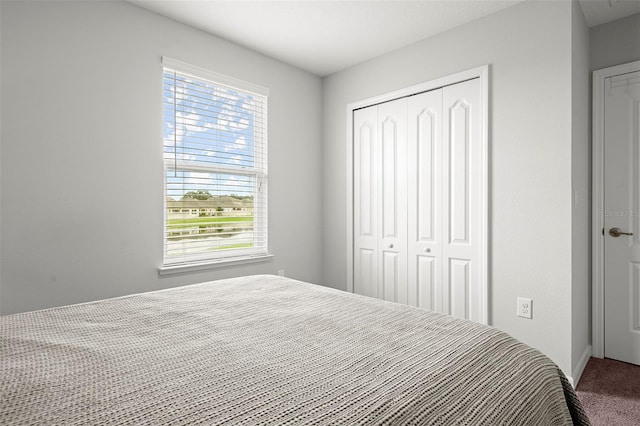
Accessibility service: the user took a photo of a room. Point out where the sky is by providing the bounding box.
[162,70,264,200]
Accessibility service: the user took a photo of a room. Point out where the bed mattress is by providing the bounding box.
[1,275,589,425]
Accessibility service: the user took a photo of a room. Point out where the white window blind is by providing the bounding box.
[162,58,269,267]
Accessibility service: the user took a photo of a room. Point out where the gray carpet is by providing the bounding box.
[576,357,640,425]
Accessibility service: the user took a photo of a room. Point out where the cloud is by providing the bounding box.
[180,112,207,133]
[216,88,239,103]
[164,126,184,146]
[205,121,227,131]
[186,172,212,186]
[175,86,187,102]
[221,107,237,119]
[229,118,250,130]
[225,136,246,152]
[223,175,241,189]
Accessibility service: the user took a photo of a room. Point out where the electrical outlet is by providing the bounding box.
[517,297,533,319]
[277,269,285,277]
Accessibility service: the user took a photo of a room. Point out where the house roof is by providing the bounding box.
[167,196,252,209]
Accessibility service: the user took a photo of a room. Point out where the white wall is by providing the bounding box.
[570,0,592,383]
[0,1,2,310]
[322,0,577,375]
[0,1,323,314]
[590,12,640,71]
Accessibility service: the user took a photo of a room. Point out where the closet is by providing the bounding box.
[352,77,486,323]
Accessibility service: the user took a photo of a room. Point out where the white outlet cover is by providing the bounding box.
[517,297,533,319]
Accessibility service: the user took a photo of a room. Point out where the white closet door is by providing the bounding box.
[442,78,482,322]
[378,99,408,303]
[353,77,484,323]
[353,98,408,302]
[353,106,379,299]
[407,89,443,311]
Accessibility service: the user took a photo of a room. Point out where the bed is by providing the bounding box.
[1,274,589,425]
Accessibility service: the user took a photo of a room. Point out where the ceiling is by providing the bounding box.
[129,0,640,77]
[580,0,640,26]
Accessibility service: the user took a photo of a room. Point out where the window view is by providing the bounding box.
[162,60,268,266]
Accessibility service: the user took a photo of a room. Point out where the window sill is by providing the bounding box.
[158,253,274,276]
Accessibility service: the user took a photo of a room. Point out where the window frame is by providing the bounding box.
[159,58,272,275]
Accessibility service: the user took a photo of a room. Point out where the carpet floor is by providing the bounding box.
[575,357,640,425]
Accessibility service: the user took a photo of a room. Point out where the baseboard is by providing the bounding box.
[568,345,592,387]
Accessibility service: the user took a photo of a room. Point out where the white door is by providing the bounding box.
[405,79,482,322]
[353,98,408,301]
[604,70,640,365]
[354,78,484,323]
[407,89,443,312]
[378,99,408,303]
[441,79,483,322]
[353,105,378,299]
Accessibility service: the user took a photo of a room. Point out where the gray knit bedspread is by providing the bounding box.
[1,275,589,425]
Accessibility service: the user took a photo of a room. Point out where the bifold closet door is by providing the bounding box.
[353,98,408,302]
[354,77,482,322]
[407,89,444,312]
[407,79,482,321]
[441,79,482,322]
[353,105,378,299]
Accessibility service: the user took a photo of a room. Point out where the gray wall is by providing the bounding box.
[0,1,2,310]
[0,1,323,314]
[322,0,579,376]
[590,12,640,71]
[571,0,591,380]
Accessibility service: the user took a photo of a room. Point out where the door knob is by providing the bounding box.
[609,227,634,237]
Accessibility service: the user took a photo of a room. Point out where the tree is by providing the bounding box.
[181,190,212,200]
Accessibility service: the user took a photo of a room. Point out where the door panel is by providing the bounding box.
[382,117,399,239]
[416,109,438,242]
[408,90,443,309]
[604,71,640,365]
[358,124,374,237]
[356,249,377,298]
[353,107,378,299]
[448,258,470,319]
[443,79,480,322]
[382,250,399,302]
[448,101,471,245]
[632,262,640,331]
[416,255,436,310]
[379,98,408,304]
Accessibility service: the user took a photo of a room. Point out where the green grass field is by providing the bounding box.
[211,243,253,251]
[168,216,253,227]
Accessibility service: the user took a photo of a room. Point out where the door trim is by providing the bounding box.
[346,65,490,324]
[592,60,640,359]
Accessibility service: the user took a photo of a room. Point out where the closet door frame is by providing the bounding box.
[346,65,490,324]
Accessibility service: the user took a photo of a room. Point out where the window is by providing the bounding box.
[161,58,269,270]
